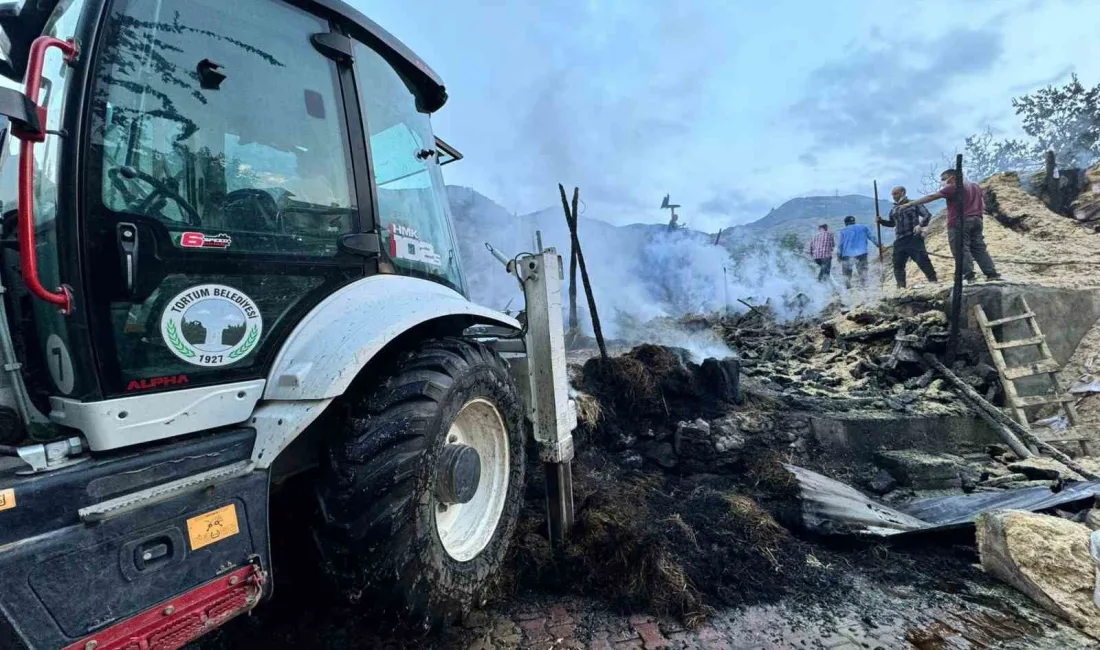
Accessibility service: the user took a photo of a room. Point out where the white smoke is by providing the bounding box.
[449,186,830,362]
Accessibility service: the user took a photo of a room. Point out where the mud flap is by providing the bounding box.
[0,428,271,650]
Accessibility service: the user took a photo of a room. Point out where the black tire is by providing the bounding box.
[315,337,526,632]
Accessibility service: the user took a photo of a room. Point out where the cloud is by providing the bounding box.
[790,27,1004,160]
[1007,65,1075,93]
[798,152,819,166]
[697,189,772,227]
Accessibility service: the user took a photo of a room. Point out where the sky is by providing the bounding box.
[357,0,1100,232]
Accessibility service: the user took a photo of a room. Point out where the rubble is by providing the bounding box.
[1009,457,1084,481]
[874,449,968,490]
[520,164,1100,629]
[977,510,1100,640]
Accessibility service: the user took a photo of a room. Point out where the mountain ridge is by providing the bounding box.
[448,185,896,245]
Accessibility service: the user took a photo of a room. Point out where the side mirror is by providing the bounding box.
[0,86,42,140]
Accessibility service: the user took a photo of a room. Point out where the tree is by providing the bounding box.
[963,128,1031,180]
[930,74,1100,183]
[1012,73,1100,167]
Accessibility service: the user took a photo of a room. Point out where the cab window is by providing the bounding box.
[93,0,357,257]
[353,41,466,294]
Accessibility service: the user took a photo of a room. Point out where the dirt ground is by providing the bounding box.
[193,468,1096,650]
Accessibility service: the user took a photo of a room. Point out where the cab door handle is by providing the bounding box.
[116,222,139,298]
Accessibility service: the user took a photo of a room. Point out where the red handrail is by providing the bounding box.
[17,36,78,315]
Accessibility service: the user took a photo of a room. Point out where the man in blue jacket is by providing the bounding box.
[836,215,879,288]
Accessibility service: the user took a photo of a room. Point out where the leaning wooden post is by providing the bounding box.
[947,154,966,364]
[558,185,608,361]
[923,354,1099,479]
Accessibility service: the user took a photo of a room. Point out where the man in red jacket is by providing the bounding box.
[908,169,1001,282]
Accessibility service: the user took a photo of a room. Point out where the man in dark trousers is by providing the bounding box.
[878,185,937,288]
[807,223,835,282]
[836,215,879,288]
[908,169,1001,282]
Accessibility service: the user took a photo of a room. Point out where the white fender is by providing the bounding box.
[264,274,519,401]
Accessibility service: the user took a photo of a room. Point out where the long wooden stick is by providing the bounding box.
[947,154,966,364]
[873,180,883,262]
[923,354,1100,479]
[559,184,608,361]
[568,216,578,334]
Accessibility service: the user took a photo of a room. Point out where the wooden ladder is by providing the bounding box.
[973,297,1091,455]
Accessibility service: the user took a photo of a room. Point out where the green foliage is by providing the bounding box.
[964,128,1031,180]
[959,74,1100,179]
[1012,74,1100,166]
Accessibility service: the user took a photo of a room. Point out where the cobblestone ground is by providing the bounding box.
[200,574,1095,649]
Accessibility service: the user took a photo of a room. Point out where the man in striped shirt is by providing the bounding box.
[808,224,835,282]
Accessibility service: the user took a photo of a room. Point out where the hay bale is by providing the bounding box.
[506,457,836,627]
[977,510,1100,639]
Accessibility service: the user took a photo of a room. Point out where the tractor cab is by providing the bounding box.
[0,0,465,444]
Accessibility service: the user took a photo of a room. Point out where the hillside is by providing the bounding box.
[718,194,895,245]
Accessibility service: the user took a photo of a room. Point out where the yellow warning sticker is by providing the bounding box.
[186,504,240,550]
[0,488,14,512]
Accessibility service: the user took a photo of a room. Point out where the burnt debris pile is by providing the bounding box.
[494,164,1100,632]
[503,449,843,626]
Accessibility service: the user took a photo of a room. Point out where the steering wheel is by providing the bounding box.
[219,189,281,233]
[108,166,202,226]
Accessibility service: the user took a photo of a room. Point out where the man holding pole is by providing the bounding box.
[878,186,938,289]
[836,215,879,288]
[907,170,1001,283]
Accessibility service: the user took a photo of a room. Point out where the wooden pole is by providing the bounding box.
[947,154,965,364]
[873,180,883,262]
[1044,149,1057,200]
[923,354,1099,479]
[568,190,579,334]
[559,184,608,361]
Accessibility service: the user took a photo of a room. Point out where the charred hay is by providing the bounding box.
[502,455,842,626]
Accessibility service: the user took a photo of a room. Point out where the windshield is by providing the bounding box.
[89,0,357,256]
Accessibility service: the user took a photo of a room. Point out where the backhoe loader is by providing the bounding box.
[0,1,575,647]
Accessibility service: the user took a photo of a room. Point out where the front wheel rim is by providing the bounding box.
[434,398,510,562]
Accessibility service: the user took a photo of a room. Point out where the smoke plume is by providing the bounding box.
[449,186,830,362]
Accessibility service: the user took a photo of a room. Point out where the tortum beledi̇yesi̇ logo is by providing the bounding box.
[160,284,263,367]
